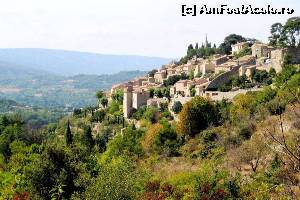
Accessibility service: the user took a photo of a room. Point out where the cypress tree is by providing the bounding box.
[65,120,73,146]
[83,125,94,149]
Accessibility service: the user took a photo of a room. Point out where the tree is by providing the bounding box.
[153,124,181,156]
[233,47,252,59]
[92,110,106,122]
[149,88,155,98]
[252,70,271,84]
[143,107,159,123]
[269,17,300,47]
[176,96,219,137]
[65,120,73,146]
[230,94,256,123]
[283,17,300,47]
[95,90,104,100]
[148,69,158,77]
[172,101,183,114]
[269,67,276,78]
[95,128,113,152]
[111,89,124,103]
[219,34,246,54]
[100,97,108,108]
[105,126,144,158]
[234,134,267,172]
[96,90,107,108]
[85,157,142,200]
[73,108,82,116]
[154,88,163,98]
[141,123,163,152]
[83,126,94,149]
[269,22,283,47]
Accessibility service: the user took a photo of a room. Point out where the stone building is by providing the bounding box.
[170,80,193,97]
[252,43,275,58]
[231,42,248,54]
[166,68,177,78]
[214,60,237,74]
[194,79,210,96]
[123,85,150,118]
[133,77,148,87]
[239,65,256,78]
[147,98,168,109]
[111,83,125,94]
[194,60,216,76]
[154,70,167,83]
[211,54,229,65]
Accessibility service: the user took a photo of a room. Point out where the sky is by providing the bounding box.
[0,0,299,58]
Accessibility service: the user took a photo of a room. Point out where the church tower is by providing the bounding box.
[123,85,133,118]
[205,33,208,47]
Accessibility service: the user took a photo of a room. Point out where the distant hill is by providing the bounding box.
[0,48,172,76]
[0,99,26,112]
[0,62,147,110]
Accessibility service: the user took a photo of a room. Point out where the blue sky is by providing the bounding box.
[0,0,299,58]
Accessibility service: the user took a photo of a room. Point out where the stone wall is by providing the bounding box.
[123,88,133,118]
[206,65,240,90]
[252,43,274,58]
[270,48,300,72]
[287,47,300,64]
[132,91,150,109]
[204,88,263,101]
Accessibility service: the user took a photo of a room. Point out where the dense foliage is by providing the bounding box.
[0,64,299,199]
[269,17,300,47]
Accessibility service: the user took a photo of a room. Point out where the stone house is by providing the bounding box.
[254,47,300,73]
[252,43,275,58]
[215,63,235,74]
[170,80,193,97]
[166,68,177,78]
[194,78,210,96]
[211,54,229,65]
[111,83,125,95]
[142,77,155,86]
[133,77,148,87]
[194,60,216,76]
[154,70,167,83]
[231,42,248,54]
[183,63,196,73]
[123,86,150,118]
[147,98,168,109]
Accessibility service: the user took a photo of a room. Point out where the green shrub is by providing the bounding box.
[172,101,183,114]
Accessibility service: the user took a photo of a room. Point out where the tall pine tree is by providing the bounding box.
[65,120,73,146]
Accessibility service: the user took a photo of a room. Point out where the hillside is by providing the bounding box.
[0,63,147,110]
[0,48,172,76]
[1,63,299,199]
[0,99,23,113]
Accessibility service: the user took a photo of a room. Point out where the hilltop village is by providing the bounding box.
[109,41,300,119]
[1,16,300,199]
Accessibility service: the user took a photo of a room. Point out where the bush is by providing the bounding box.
[142,123,181,156]
[85,157,144,200]
[132,106,147,120]
[176,96,219,137]
[253,70,271,84]
[164,74,188,87]
[153,124,181,156]
[172,101,182,114]
[143,107,160,123]
[201,129,218,143]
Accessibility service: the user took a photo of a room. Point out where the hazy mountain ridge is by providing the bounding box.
[0,48,172,76]
[0,64,147,110]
